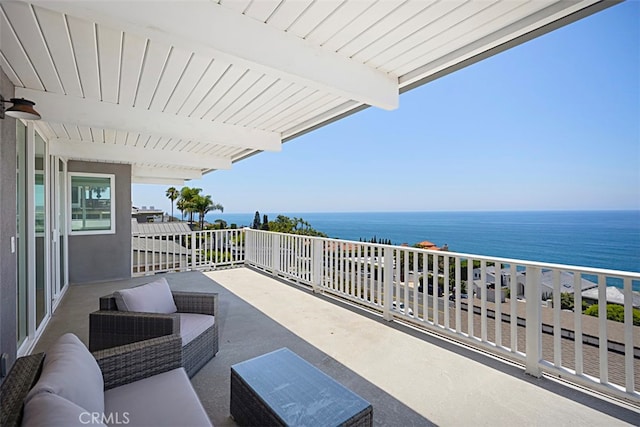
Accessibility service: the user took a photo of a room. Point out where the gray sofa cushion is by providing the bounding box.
[104,368,212,427]
[114,277,177,314]
[26,333,104,416]
[22,390,106,427]
[178,313,215,345]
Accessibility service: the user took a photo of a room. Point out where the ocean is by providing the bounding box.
[206,210,640,275]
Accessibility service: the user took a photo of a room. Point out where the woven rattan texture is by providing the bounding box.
[91,290,218,377]
[94,334,182,390]
[0,353,45,427]
[230,361,373,427]
[231,368,285,426]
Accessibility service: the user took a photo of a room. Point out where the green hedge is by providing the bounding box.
[584,304,640,326]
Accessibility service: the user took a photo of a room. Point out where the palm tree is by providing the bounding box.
[178,187,201,225]
[193,194,224,229]
[176,199,186,221]
[165,187,179,221]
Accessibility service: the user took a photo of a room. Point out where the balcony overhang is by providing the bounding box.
[0,0,619,183]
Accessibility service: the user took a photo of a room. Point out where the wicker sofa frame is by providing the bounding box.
[89,291,218,378]
[0,335,183,427]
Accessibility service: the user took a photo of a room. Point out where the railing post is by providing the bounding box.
[312,239,323,293]
[383,247,393,321]
[271,233,280,276]
[191,231,197,270]
[243,228,250,265]
[525,266,542,377]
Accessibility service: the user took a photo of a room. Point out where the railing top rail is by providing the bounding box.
[244,229,640,279]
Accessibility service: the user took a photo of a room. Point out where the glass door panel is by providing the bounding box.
[16,121,27,347]
[34,133,47,329]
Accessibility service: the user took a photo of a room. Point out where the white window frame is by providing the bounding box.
[68,172,116,235]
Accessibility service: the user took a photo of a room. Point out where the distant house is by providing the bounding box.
[518,270,598,300]
[472,267,598,301]
[415,240,440,250]
[131,220,194,273]
[472,266,517,287]
[582,286,640,308]
[132,205,165,223]
[472,266,519,303]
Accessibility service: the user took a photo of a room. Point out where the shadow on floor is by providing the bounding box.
[257,269,640,425]
[35,270,435,427]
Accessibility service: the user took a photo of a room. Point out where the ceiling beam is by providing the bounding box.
[132,166,202,181]
[17,88,282,152]
[132,177,185,186]
[49,138,232,170]
[27,0,398,110]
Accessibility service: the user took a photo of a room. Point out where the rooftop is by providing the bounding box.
[35,268,640,426]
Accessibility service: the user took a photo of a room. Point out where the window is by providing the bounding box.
[69,173,115,234]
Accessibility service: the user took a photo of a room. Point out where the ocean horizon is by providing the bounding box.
[206,210,640,275]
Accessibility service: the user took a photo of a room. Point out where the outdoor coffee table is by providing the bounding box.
[230,348,373,426]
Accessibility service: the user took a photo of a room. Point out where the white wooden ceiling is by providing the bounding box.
[0,0,614,185]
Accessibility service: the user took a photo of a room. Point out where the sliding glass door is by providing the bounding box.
[34,132,47,329]
[50,157,67,303]
[16,121,27,348]
[16,122,59,354]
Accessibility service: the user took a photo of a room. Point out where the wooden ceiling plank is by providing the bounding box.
[77,125,93,141]
[0,51,24,87]
[161,53,211,114]
[32,6,83,97]
[266,0,312,31]
[18,87,282,151]
[202,69,263,122]
[352,1,464,66]
[134,40,172,109]
[219,0,252,15]
[280,99,359,140]
[178,59,230,117]
[0,8,44,90]
[304,1,371,47]
[338,1,435,60]
[118,31,147,107]
[274,94,344,133]
[252,86,316,129]
[96,24,122,103]
[365,1,500,70]
[104,128,116,144]
[2,2,63,93]
[391,1,559,77]
[286,0,343,39]
[66,15,100,99]
[149,47,192,112]
[229,79,293,126]
[27,1,398,109]
[244,0,282,23]
[321,1,404,53]
[190,64,246,119]
[215,74,277,124]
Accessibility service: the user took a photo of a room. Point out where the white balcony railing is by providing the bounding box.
[132,228,244,274]
[133,228,640,403]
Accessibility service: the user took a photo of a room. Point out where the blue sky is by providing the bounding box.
[133,1,639,214]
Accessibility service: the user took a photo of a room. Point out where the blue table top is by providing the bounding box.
[231,348,371,426]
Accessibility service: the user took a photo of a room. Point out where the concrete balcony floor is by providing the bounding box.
[35,268,639,426]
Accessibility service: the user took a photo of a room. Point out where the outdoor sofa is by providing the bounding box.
[0,333,212,427]
[88,277,218,377]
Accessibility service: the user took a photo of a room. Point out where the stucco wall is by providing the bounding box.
[0,70,17,380]
[67,161,132,284]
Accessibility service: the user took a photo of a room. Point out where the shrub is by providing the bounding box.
[584,304,640,326]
